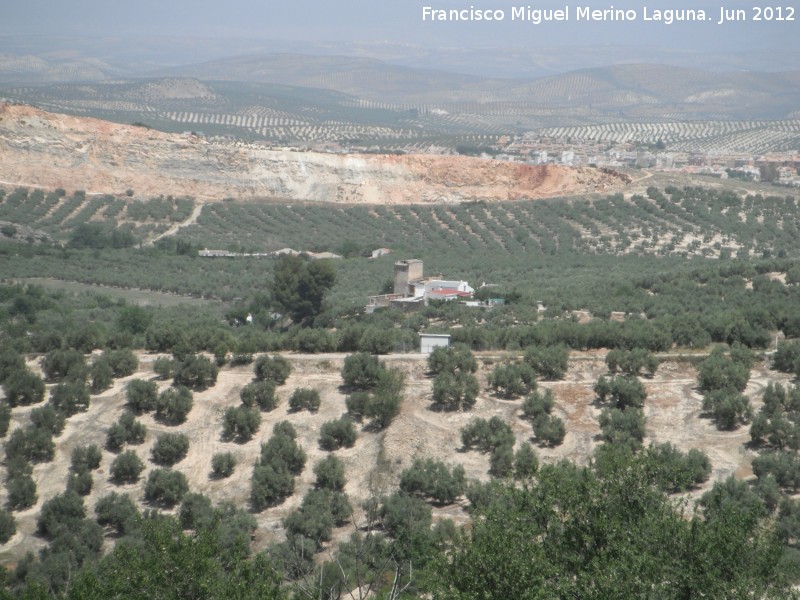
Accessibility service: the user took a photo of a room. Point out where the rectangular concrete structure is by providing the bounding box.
[419,333,451,354]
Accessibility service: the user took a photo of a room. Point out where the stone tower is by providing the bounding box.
[393,259,423,296]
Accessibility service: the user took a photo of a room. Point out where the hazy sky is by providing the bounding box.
[3,0,797,53]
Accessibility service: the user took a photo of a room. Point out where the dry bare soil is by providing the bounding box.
[0,350,790,563]
[0,103,626,203]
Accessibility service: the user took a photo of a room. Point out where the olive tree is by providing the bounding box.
[151,433,190,466]
[211,452,237,478]
[110,450,145,484]
[319,418,357,451]
[144,469,189,508]
[155,386,193,425]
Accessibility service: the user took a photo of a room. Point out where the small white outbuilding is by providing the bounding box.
[419,333,451,354]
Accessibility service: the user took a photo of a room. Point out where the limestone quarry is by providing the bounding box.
[0,103,627,203]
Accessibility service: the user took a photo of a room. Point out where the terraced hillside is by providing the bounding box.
[539,120,800,154]
[0,188,194,243]
[3,181,799,261]
[182,187,800,261]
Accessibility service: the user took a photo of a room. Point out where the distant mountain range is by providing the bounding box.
[4,50,795,121]
[1,35,799,79]
[2,45,799,149]
[154,55,800,118]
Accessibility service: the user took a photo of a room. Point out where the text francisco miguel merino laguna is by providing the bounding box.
[422,5,796,24]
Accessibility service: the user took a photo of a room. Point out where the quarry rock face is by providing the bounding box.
[0,103,626,202]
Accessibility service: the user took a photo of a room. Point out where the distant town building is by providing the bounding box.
[198,247,340,260]
[366,259,473,313]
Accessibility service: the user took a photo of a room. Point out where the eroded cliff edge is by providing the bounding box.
[0,104,627,203]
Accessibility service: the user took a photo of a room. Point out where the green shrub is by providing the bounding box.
[95,492,140,536]
[105,349,139,377]
[71,445,102,474]
[250,461,294,511]
[524,345,569,380]
[752,452,800,491]
[377,493,432,539]
[222,405,261,443]
[341,352,383,390]
[106,413,147,451]
[3,369,45,407]
[229,353,254,366]
[179,493,214,530]
[363,368,404,428]
[513,442,539,480]
[646,442,711,492]
[345,391,370,420]
[772,340,800,373]
[489,444,515,478]
[432,370,479,410]
[155,386,193,425]
[314,455,347,492]
[399,458,465,504]
[283,496,334,549]
[5,426,54,463]
[90,357,114,392]
[521,389,555,421]
[144,469,189,507]
[254,354,291,385]
[599,408,646,450]
[110,450,144,483]
[427,344,477,375]
[122,413,147,444]
[106,423,127,452]
[67,471,93,496]
[288,388,321,413]
[30,405,66,436]
[126,379,158,414]
[750,383,800,450]
[283,489,351,549]
[0,509,16,543]
[173,354,218,390]
[487,362,537,398]
[240,380,278,411]
[698,347,750,392]
[460,417,514,452]
[358,327,394,354]
[211,452,237,478]
[0,402,10,437]
[260,422,306,475]
[532,414,566,447]
[42,349,87,382]
[36,491,85,539]
[153,356,174,380]
[319,417,357,451]
[49,381,90,416]
[593,375,647,409]
[606,348,659,376]
[0,348,24,383]
[295,329,336,353]
[6,473,37,510]
[151,433,190,466]
[702,388,752,430]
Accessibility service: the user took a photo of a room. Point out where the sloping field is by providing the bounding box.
[1,350,788,561]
